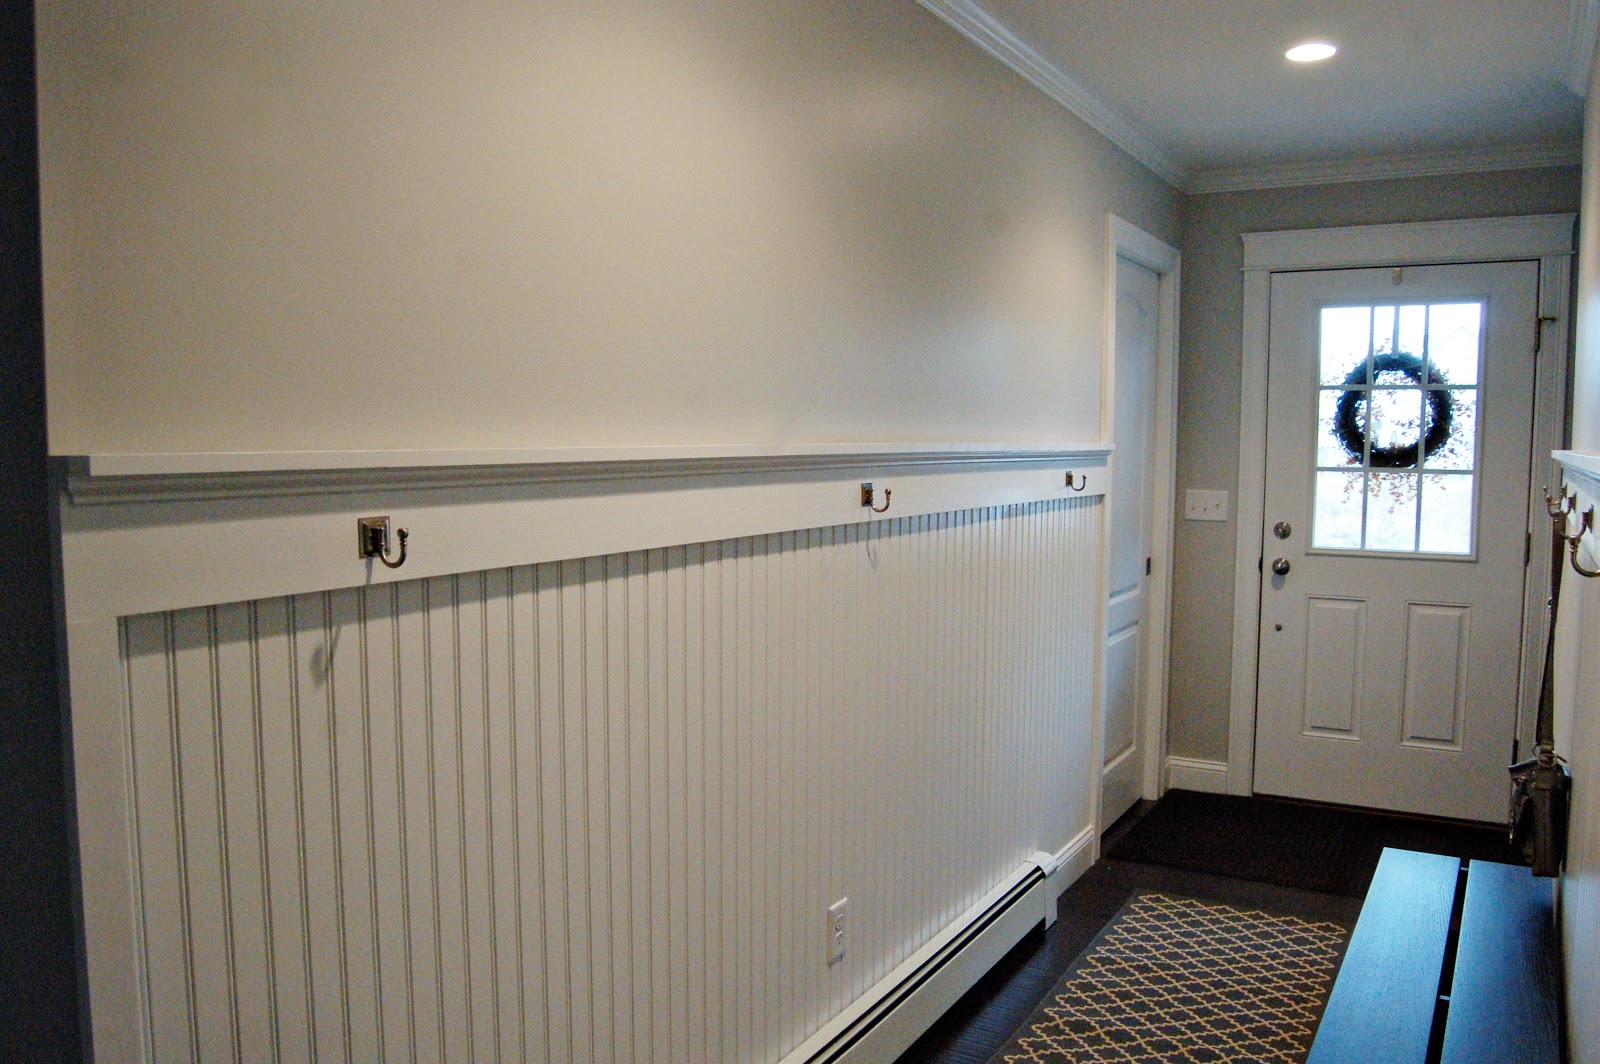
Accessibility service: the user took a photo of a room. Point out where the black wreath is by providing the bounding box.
[1333,352,1453,468]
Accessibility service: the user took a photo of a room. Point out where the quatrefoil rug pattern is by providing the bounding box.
[995,893,1347,1064]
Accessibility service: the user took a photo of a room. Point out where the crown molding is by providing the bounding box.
[1188,140,1583,195]
[917,0,1190,189]
[1566,0,1600,96]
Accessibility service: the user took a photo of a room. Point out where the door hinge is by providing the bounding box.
[1513,737,1521,763]
[1258,556,1263,573]
[1525,530,1532,566]
[1146,556,1152,576]
[1536,314,1559,353]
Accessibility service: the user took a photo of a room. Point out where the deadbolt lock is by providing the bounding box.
[1273,521,1292,539]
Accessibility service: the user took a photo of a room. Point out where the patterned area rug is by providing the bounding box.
[990,893,1348,1063]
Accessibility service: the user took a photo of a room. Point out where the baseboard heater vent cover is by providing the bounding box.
[780,857,1052,1064]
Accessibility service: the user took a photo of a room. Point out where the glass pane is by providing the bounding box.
[1422,389,1476,471]
[1320,307,1371,385]
[1367,387,1424,468]
[1367,472,1418,551]
[1313,471,1365,549]
[1397,304,1426,362]
[1319,389,1362,466]
[1427,303,1481,385]
[1373,305,1397,356]
[1419,474,1474,554]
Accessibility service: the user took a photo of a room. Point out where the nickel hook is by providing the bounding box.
[358,516,409,570]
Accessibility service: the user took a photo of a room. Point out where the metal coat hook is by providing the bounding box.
[1570,508,1600,579]
[860,482,892,514]
[358,516,409,569]
[1065,470,1088,492]
[1545,487,1600,579]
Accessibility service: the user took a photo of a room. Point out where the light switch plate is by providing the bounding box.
[1185,489,1229,522]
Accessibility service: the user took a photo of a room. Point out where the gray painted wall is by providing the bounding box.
[37,0,1178,458]
[1169,166,1583,762]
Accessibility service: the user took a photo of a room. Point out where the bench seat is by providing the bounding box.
[1308,847,1560,1064]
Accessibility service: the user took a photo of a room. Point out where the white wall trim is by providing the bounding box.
[65,438,1113,480]
[1228,213,1577,798]
[1102,217,1182,814]
[1038,826,1097,930]
[1566,0,1600,96]
[1557,450,1600,496]
[1242,214,1577,272]
[57,458,1109,622]
[1034,825,1096,882]
[916,0,1189,189]
[62,445,1114,507]
[1164,757,1230,794]
[1189,140,1582,196]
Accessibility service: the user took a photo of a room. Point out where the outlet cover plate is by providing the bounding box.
[827,898,847,966]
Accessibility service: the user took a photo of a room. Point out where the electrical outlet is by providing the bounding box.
[827,898,847,967]
[1184,489,1229,522]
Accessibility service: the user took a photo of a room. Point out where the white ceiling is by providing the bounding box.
[925,0,1589,191]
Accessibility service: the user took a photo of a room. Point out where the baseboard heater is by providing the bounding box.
[779,852,1062,1064]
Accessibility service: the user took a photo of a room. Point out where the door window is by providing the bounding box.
[1311,302,1483,554]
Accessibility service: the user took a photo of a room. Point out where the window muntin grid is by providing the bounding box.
[1310,302,1482,555]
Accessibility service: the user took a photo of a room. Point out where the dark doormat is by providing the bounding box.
[986,892,1347,1063]
[1104,789,1515,897]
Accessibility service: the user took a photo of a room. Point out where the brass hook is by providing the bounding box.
[1545,485,1575,520]
[1571,507,1600,579]
[1066,471,1088,492]
[860,482,892,514]
[358,516,409,569]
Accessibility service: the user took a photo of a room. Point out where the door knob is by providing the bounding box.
[1271,558,1291,576]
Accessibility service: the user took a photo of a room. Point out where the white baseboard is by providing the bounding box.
[1165,756,1230,794]
[1036,825,1097,929]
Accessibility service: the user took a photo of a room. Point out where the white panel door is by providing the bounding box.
[1101,256,1159,827]
[1254,261,1538,823]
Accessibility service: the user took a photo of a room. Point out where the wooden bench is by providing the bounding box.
[1307,847,1562,1064]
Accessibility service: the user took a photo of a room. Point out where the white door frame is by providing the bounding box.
[1225,214,1575,797]
[1101,215,1182,817]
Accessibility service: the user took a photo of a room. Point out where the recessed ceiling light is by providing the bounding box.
[1286,41,1338,62]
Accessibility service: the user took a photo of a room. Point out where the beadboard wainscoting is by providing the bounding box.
[58,451,1107,1063]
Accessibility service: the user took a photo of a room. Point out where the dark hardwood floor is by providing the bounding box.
[891,792,1507,1064]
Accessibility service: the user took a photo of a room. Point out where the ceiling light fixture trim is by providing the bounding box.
[1285,41,1337,62]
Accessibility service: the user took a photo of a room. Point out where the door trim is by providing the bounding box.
[1101,215,1181,822]
[1225,214,1575,797]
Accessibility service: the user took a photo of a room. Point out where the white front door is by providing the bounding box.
[1253,260,1538,823]
[1101,255,1159,827]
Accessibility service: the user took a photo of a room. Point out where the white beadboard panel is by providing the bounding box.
[112,497,1102,1063]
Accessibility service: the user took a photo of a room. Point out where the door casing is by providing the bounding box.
[1226,215,1575,799]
